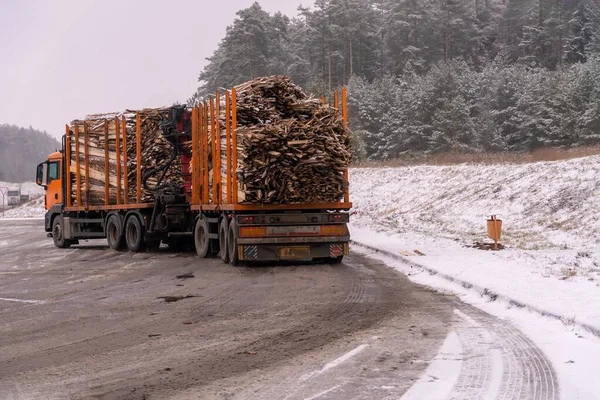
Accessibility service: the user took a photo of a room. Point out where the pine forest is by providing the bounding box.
[189,0,600,160]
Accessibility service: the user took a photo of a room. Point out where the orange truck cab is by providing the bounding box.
[36,150,64,232]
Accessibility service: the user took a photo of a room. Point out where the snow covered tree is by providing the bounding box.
[419,61,479,153]
[348,75,403,159]
[380,0,429,75]
[191,3,290,98]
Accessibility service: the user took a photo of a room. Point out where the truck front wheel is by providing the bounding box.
[52,216,71,249]
[125,215,144,252]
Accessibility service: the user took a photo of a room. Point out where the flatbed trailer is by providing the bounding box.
[37,85,351,264]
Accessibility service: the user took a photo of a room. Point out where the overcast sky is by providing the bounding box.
[0,0,305,139]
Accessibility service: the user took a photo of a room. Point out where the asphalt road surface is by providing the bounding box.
[0,220,559,400]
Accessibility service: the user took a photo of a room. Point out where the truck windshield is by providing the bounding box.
[47,161,60,184]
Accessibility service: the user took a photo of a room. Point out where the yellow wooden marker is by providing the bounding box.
[487,215,503,250]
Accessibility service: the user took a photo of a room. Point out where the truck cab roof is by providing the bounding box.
[48,151,62,160]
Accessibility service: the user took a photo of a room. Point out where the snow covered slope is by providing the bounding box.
[350,156,600,251]
[349,156,600,329]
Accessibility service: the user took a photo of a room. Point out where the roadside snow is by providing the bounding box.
[350,226,600,332]
[0,181,45,218]
[349,157,600,327]
[1,196,45,219]
[349,156,600,398]
[355,247,600,400]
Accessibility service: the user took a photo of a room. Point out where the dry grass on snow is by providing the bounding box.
[353,146,600,167]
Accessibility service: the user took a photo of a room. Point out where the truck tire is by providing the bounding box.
[52,215,71,249]
[125,215,144,252]
[228,221,239,266]
[106,215,124,251]
[219,218,229,263]
[194,217,210,258]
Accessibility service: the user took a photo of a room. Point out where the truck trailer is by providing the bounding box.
[36,79,351,264]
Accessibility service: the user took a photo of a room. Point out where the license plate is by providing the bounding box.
[267,226,320,236]
[278,246,311,259]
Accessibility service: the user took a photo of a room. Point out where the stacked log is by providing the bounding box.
[222,76,352,204]
[68,108,183,206]
[69,116,121,205]
[122,108,184,202]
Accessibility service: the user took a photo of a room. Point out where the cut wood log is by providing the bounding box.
[68,109,183,205]
[215,75,352,204]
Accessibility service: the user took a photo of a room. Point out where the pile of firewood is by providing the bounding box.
[68,108,183,205]
[227,76,351,204]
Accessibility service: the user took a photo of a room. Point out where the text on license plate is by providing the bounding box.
[278,246,311,259]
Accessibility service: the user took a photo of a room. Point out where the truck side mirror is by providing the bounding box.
[36,163,46,188]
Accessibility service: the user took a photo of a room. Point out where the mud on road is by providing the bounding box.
[0,220,558,399]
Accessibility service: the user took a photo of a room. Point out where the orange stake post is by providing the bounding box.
[210,98,217,203]
[83,123,91,207]
[225,91,231,204]
[198,106,204,204]
[215,91,222,204]
[65,125,72,207]
[232,88,238,205]
[199,105,204,204]
[334,90,339,110]
[104,120,109,205]
[122,116,128,204]
[136,112,141,203]
[74,124,81,206]
[203,102,210,204]
[191,107,199,205]
[115,117,122,205]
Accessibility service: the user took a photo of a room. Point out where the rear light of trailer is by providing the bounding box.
[239,216,256,224]
[320,225,347,236]
[240,226,267,237]
[327,214,348,223]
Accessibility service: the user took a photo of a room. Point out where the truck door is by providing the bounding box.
[46,160,62,208]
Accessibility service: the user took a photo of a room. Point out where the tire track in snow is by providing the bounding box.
[401,308,558,400]
[451,309,557,400]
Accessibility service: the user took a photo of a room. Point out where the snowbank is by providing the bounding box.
[350,225,600,333]
[1,190,45,219]
[0,182,45,218]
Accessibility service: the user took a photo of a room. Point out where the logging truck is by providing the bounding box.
[36,83,351,264]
